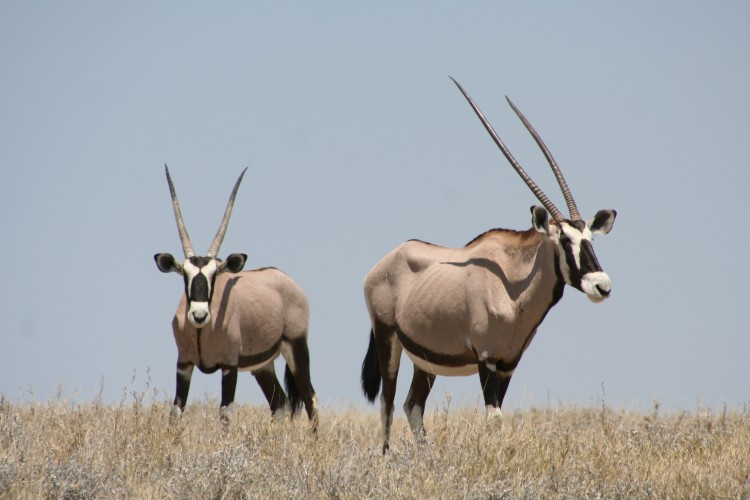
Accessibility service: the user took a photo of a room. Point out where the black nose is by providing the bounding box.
[596,285,610,297]
[192,311,208,323]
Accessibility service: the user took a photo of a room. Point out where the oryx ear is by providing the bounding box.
[218,253,247,274]
[530,205,550,234]
[587,209,617,235]
[154,253,184,274]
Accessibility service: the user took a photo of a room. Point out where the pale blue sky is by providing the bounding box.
[1,2,748,413]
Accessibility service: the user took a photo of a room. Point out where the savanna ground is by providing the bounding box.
[1,384,749,499]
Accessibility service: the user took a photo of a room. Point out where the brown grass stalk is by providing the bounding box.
[1,395,749,499]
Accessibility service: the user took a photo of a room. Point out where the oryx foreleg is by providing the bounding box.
[496,371,513,409]
[403,366,435,440]
[220,366,238,407]
[493,357,518,415]
[171,362,194,421]
[478,362,502,418]
[219,366,238,425]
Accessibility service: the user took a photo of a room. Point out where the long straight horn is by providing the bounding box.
[450,77,565,223]
[505,96,581,221]
[206,168,248,258]
[164,164,195,258]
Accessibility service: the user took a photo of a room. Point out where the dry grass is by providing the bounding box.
[1,390,749,499]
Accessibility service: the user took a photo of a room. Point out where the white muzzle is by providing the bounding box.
[581,272,612,303]
[188,301,211,327]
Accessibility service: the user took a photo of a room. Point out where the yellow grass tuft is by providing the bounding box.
[1,394,749,498]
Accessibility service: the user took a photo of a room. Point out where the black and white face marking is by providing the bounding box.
[532,206,616,303]
[154,252,247,328]
[555,221,610,302]
[182,256,218,327]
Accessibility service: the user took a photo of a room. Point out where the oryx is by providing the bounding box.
[361,78,616,452]
[154,166,317,427]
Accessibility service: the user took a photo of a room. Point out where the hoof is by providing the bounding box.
[219,405,233,426]
[169,405,183,424]
[485,405,503,421]
[271,405,289,421]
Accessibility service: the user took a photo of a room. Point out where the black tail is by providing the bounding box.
[284,364,303,416]
[361,329,381,403]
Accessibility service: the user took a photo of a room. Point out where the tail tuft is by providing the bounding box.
[361,329,381,402]
[284,364,303,416]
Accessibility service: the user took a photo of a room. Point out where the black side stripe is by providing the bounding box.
[396,326,475,368]
[194,338,283,374]
[238,339,283,369]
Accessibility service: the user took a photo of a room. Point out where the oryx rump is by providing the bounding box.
[361,79,616,452]
[155,166,317,427]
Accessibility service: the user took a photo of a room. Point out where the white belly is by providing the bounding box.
[404,349,478,376]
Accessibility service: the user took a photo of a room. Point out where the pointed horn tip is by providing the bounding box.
[164,164,175,185]
[164,165,175,190]
[448,76,468,93]
[505,95,521,112]
[233,167,248,188]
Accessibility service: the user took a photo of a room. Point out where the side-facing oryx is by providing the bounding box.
[361,78,617,452]
[154,166,317,428]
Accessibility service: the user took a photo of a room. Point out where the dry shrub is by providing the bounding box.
[1,393,749,499]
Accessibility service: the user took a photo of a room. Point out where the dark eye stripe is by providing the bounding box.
[562,239,579,277]
[579,240,603,274]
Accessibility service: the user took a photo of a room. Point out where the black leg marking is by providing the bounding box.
[478,362,500,409]
[284,363,302,416]
[253,364,288,415]
[174,363,194,411]
[220,366,238,408]
[381,374,398,455]
[497,372,513,409]
[375,321,402,454]
[403,366,435,438]
[285,339,318,430]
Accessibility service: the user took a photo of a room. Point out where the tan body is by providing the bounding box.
[366,229,561,376]
[155,166,317,427]
[172,268,309,373]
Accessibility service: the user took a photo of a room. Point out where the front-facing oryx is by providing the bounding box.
[361,78,617,452]
[155,166,317,428]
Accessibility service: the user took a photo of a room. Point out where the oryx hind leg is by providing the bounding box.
[403,365,435,440]
[375,322,402,453]
[280,339,319,431]
[252,362,289,418]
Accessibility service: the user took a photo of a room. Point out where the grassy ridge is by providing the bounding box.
[1,395,749,498]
